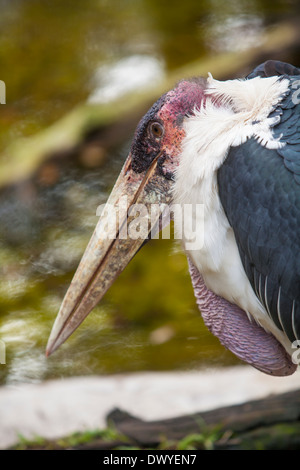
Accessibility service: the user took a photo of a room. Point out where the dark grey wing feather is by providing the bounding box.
[217,66,300,344]
[246,60,300,79]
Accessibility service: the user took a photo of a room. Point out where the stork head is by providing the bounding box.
[130,79,206,179]
[46,79,206,355]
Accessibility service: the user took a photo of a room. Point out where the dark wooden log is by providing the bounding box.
[106,389,300,449]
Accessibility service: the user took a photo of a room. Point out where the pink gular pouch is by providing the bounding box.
[188,260,296,376]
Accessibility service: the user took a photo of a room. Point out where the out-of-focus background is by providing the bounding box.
[0,0,300,447]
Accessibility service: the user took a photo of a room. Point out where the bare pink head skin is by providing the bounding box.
[47,78,296,375]
[130,79,207,179]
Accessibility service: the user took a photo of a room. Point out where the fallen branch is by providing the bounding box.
[107,389,300,450]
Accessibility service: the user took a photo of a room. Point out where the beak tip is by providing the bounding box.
[45,325,63,357]
[45,339,56,357]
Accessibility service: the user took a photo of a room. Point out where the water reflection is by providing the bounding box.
[1,0,298,152]
[88,55,165,104]
[208,14,264,52]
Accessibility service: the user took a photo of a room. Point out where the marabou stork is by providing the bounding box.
[47,60,300,377]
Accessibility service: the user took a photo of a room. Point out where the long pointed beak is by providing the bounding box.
[46,153,172,355]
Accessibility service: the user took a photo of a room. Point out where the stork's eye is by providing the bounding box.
[149,122,164,140]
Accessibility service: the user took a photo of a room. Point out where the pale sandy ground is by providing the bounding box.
[0,365,299,449]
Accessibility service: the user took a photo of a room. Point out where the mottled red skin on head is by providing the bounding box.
[130,79,206,179]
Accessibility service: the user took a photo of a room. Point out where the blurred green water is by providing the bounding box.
[1,0,298,153]
[0,0,299,385]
